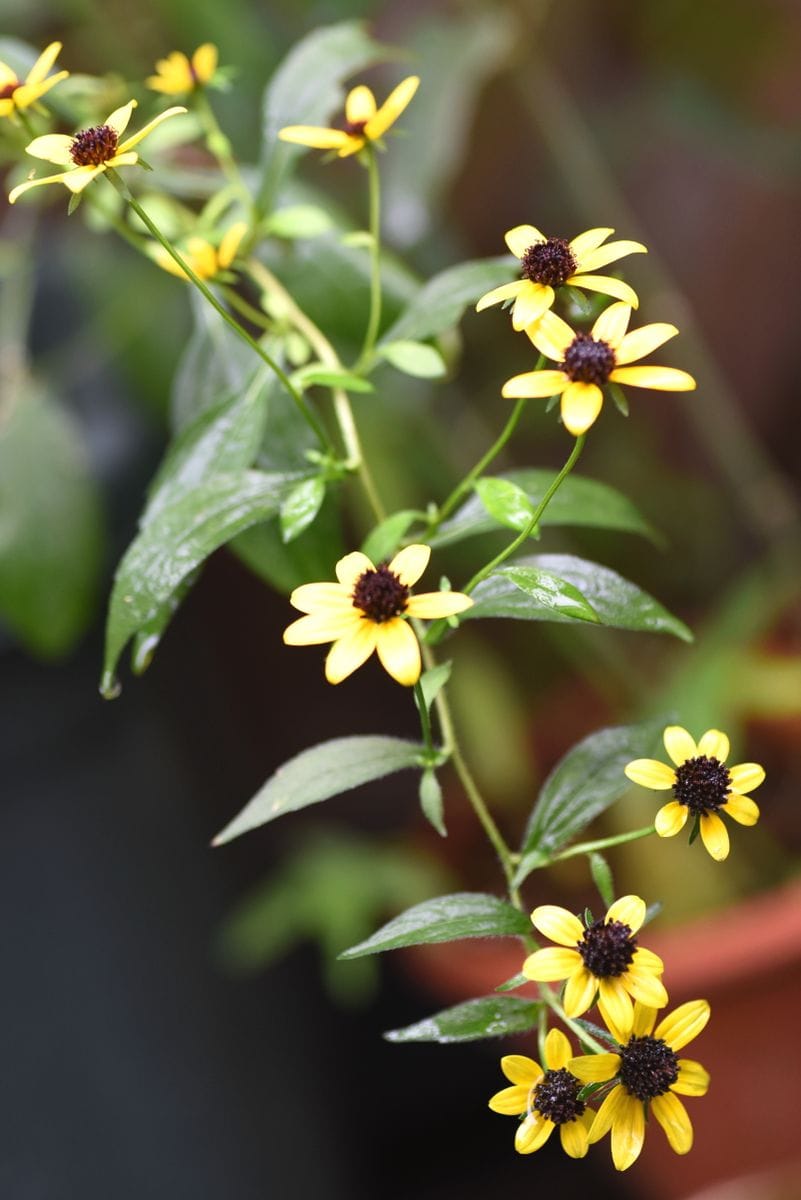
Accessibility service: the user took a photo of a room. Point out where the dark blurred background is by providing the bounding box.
[1,0,800,1197]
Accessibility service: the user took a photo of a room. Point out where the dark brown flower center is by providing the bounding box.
[563,333,616,384]
[351,564,409,622]
[619,1034,678,1100]
[343,119,367,136]
[578,919,636,978]
[532,1068,586,1124]
[673,755,731,815]
[70,124,119,166]
[521,237,577,286]
[0,80,20,101]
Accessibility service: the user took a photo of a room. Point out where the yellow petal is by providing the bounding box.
[591,301,631,348]
[663,725,697,765]
[364,75,419,140]
[568,1053,620,1084]
[278,125,350,149]
[346,84,376,125]
[288,581,352,614]
[405,591,473,619]
[515,1113,554,1154]
[728,763,766,794]
[218,221,248,268]
[560,1117,590,1158]
[502,369,568,400]
[610,1092,645,1171]
[282,610,360,645]
[576,239,647,273]
[587,1082,626,1143]
[183,237,217,280]
[13,70,69,109]
[9,171,74,203]
[374,618,421,686]
[26,41,62,86]
[511,282,554,330]
[106,100,137,137]
[388,542,430,586]
[651,1091,693,1155]
[192,42,219,84]
[605,895,645,933]
[609,365,696,391]
[655,801,689,838]
[24,133,74,165]
[615,323,678,365]
[632,947,664,974]
[475,280,522,312]
[700,812,730,860]
[0,97,15,116]
[561,382,603,436]
[624,758,676,789]
[147,52,193,94]
[336,135,365,158]
[544,1028,572,1070]
[696,728,730,761]
[62,164,107,193]
[336,550,374,590]
[500,1054,543,1086]
[325,622,378,683]
[598,980,635,1038]
[526,307,574,359]
[505,223,545,258]
[631,1001,658,1037]
[119,105,187,152]
[521,946,582,982]
[622,968,668,1009]
[563,967,597,1017]
[530,904,583,946]
[569,274,639,308]
[674,1059,710,1096]
[488,1083,530,1114]
[568,226,614,258]
[721,793,760,826]
[654,999,710,1051]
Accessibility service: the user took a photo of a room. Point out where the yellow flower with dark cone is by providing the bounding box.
[0,42,69,121]
[278,76,419,159]
[152,221,248,281]
[569,998,711,1172]
[476,225,646,330]
[283,544,472,686]
[502,301,696,436]
[625,725,765,862]
[488,1028,593,1158]
[8,100,186,203]
[522,895,667,1036]
[146,44,218,94]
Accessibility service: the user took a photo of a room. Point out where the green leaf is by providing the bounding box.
[232,491,344,592]
[495,972,529,992]
[171,292,261,430]
[464,554,692,641]
[417,661,452,715]
[258,21,390,209]
[279,475,326,543]
[377,340,446,379]
[380,257,517,344]
[589,852,615,909]
[102,470,291,694]
[492,565,600,624]
[474,477,536,533]
[419,769,446,837]
[263,204,333,239]
[213,735,425,845]
[291,365,374,394]
[0,380,103,657]
[515,718,667,880]
[431,470,659,548]
[340,892,529,958]
[384,996,541,1043]
[360,510,419,563]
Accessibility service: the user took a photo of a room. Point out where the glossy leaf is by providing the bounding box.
[431,470,659,548]
[464,554,692,641]
[384,996,541,1044]
[232,492,345,592]
[419,769,446,837]
[380,258,517,344]
[360,510,420,563]
[491,565,600,624]
[340,892,529,958]
[213,736,425,845]
[475,477,536,533]
[171,292,262,430]
[377,340,446,379]
[279,475,326,543]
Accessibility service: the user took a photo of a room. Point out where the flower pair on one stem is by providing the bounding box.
[0,41,68,121]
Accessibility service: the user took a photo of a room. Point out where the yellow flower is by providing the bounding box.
[0,42,69,120]
[146,44,218,94]
[282,544,472,686]
[569,998,711,1171]
[278,75,419,159]
[625,725,765,862]
[522,895,667,1036]
[8,99,186,203]
[152,221,248,281]
[476,225,646,330]
[502,301,696,436]
[488,1028,593,1158]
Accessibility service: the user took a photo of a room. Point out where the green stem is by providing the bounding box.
[194,90,255,223]
[106,171,330,451]
[549,825,656,864]
[353,146,382,374]
[540,988,607,1053]
[413,681,435,757]
[462,434,585,594]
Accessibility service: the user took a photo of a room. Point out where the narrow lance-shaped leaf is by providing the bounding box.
[340,892,529,958]
[279,475,326,543]
[474,477,536,533]
[419,769,446,837]
[213,735,425,845]
[493,565,600,624]
[384,996,542,1044]
[361,510,420,563]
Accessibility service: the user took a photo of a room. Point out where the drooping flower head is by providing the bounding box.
[282,544,472,686]
[151,221,248,281]
[625,725,765,861]
[569,999,711,1171]
[522,895,667,1036]
[488,1028,593,1158]
[278,76,419,159]
[146,44,218,95]
[502,301,696,436]
[8,100,187,203]
[476,225,646,330]
[0,42,69,121]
